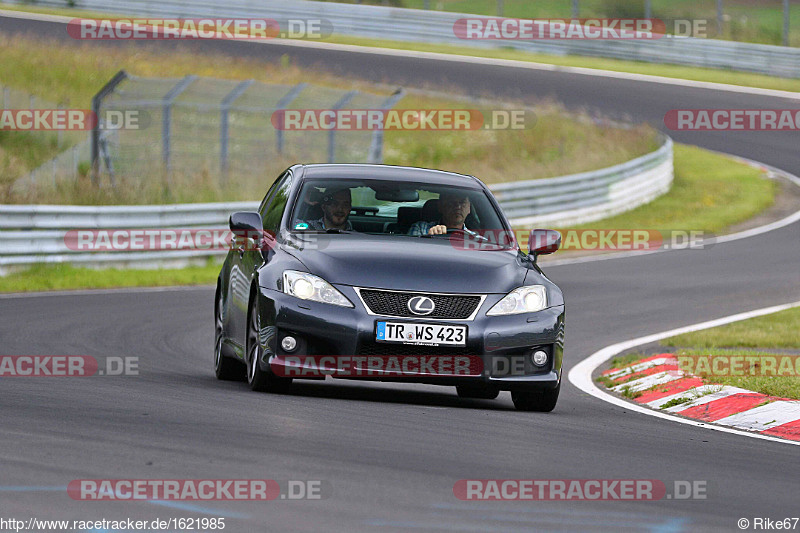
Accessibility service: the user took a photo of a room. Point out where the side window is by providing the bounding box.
[261,173,293,233]
[258,171,288,214]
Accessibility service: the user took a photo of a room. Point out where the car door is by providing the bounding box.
[233,171,293,349]
[226,171,286,348]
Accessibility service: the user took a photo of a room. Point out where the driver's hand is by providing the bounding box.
[427,225,447,235]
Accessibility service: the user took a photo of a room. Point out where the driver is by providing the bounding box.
[408,191,473,236]
[306,187,353,231]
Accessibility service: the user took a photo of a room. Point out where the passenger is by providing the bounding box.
[306,187,353,231]
[408,192,474,236]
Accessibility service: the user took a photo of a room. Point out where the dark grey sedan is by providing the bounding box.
[215,164,564,411]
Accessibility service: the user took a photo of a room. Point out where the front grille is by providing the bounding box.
[358,289,482,320]
[357,341,481,357]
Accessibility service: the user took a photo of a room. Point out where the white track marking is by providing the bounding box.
[544,162,800,267]
[568,301,800,447]
[657,386,749,412]
[610,370,684,394]
[604,356,676,379]
[715,401,800,432]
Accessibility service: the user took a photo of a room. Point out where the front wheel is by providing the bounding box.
[246,296,291,393]
[511,383,560,412]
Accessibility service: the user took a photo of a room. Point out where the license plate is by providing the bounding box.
[376,321,467,346]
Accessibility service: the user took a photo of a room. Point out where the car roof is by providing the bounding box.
[297,164,484,189]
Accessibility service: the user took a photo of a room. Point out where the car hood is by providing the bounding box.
[282,235,528,294]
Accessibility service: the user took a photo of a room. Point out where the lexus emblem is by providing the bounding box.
[407,296,435,316]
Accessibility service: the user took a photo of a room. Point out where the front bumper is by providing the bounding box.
[256,285,564,392]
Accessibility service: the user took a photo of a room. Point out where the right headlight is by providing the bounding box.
[282,270,353,308]
[486,285,547,316]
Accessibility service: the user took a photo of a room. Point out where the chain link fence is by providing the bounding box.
[91,72,404,185]
[23,138,92,188]
[0,84,90,190]
[1,83,90,190]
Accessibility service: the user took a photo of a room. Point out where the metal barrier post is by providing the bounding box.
[219,79,254,179]
[328,91,358,164]
[72,146,79,180]
[275,82,307,154]
[368,88,405,164]
[162,75,197,175]
[57,104,63,148]
[91,70,128,185]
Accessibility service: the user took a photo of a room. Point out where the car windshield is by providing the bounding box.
[288,178,512,246]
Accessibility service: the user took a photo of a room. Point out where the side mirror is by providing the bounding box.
[529,229,561,262]
[229,211,263,239]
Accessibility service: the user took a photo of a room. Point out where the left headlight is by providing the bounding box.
[282,270,353,308]
[486,285,547,316]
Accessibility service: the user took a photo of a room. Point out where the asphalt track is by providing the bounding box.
[1,14,799,533]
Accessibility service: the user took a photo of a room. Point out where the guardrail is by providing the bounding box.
[495,135,673,227]
[3,0,800,78]
[0,201,258,274]
[0,136,673,274]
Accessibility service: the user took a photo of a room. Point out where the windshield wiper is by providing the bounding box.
[419,230,489,242]
[293,229,353,234]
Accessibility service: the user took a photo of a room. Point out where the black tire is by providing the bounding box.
[214,290,244,381]
[456,385,500,400]
[511,383,560,412]
[246,296,292,393]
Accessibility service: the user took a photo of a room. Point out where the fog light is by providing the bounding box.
[532,350,548,366]
[281,336,298,352]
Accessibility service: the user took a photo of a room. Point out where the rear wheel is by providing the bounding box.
[456,385,500,400]
[214,291,244,381]
[511,383,560,412]
[246,296,291,393]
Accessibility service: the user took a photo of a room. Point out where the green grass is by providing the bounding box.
[674,348,800,400]
[665,306,800,349]
[597,307,800,401]
[569,144,775,234]
[0,6,782,293]
[610,352,647,369]
[319,0,800,47]
[0,262,220,292]
[0,144,778,293]
[660,396,691,409]
[619,385,642,399]
[595,374,614,387]
[0,33,656,204]
[3,4,800,95]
